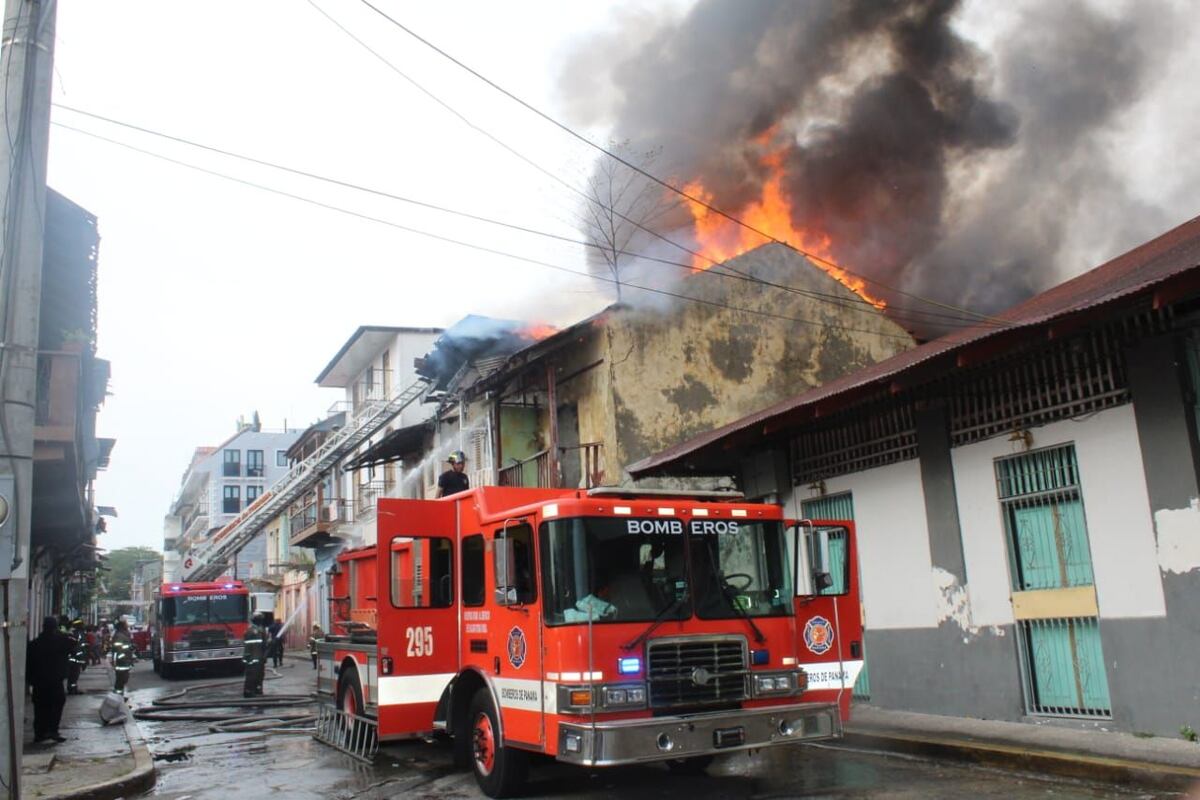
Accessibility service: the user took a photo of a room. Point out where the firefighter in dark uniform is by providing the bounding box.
[243,612,267,697]
[308,622,323,669]
[27,616,71,743]
[110,620,135,695]
[67,620,88,694]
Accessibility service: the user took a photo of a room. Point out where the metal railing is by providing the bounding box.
[497,449,553,488]
[560,441,605,488]
[355,481,390,516]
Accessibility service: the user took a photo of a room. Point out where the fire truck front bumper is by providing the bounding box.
[555,701,842,767]
[163,647,242,664]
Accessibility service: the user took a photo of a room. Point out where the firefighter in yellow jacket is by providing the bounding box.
[110,620,135,696]
[243,613,267,697]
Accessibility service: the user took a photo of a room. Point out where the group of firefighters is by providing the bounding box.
[26,616,137,744]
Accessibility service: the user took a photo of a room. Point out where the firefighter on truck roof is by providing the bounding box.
[436,450,469,497]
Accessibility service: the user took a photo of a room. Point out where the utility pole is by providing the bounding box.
[0,0,56,793]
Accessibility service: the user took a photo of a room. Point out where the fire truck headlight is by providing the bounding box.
[627,686,646,705]
[228,639,243,647]
[754,673,796,695]
[605,688,627,705]
[173,641,190,651]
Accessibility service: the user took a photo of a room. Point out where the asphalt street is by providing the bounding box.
[122,659,1172,799]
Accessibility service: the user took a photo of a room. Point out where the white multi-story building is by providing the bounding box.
[164,417,301,581]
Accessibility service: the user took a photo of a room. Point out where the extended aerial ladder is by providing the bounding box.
[182,378,430,581]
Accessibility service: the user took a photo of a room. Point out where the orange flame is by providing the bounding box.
[682,136,887,309]
[520,323,559,341]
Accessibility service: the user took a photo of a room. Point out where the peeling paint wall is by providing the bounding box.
[607,244,913,476]
[1155,499,1200,574]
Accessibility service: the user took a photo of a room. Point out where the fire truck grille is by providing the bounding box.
[187,629,228,649]
[647,637,748,708]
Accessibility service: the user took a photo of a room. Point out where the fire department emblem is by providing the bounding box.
[803,616,835,655]
[506,626,527,669]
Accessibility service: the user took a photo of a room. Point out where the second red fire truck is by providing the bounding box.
[150,579,251,679]
[315,486,862,797]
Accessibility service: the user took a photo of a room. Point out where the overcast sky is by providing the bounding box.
[45,1,1199,554]
[48,1,670,552]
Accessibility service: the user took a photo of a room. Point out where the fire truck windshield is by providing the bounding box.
[691,520,793,619]
[539,518,690,625]
[539,516,793,625]
[161,594,248,626]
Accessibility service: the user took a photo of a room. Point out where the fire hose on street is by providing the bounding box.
[132,672,319,734]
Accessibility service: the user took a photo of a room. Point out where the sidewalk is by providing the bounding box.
[844,704,1200,792]
[21,662,155,800]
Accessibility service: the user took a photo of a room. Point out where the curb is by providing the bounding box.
[38,706,157,800]
[842,729,1200,793]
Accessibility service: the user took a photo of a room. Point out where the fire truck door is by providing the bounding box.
[790,520,864,720]
[490,519,545,747]
[376,498,459,737]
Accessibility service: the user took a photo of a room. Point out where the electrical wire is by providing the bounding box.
[52,121,921,342]
[355,0,1010,326]
[49,104,1001,331]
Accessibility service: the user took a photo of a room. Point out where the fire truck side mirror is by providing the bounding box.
[493,535,518,606]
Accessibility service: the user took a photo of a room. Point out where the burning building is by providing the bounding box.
[387,244,914,491]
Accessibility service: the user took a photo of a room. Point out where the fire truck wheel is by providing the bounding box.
[468,688,527,798]
[665,755,714,775]
[338,668,365,719]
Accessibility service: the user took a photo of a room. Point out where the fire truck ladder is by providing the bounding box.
[184,377,431,581]
[314,704,379,763]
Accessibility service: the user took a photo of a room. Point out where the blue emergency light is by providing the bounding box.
[751,649,770,665]
[617,656,641,675]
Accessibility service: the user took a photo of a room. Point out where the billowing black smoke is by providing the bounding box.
[561,0,1179,330]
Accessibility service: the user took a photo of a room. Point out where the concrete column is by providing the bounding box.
[916,404,967,583]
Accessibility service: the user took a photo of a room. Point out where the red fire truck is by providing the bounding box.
[315,486,862,797]
[150,579,251,679]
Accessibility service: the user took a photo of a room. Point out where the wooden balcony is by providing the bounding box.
[290,497,352,549]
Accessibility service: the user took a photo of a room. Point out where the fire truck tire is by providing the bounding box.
[665,755,714,774]
[338,668,365,719]
[468,688,527,798]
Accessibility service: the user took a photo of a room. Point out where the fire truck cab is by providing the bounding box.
[150,579,251,679]
[316,486,862,797]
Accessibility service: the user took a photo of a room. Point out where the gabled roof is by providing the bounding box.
[316,326,444,387]
[630,212,1200,476]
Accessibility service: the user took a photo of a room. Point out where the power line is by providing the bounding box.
[356,0,1009,326]
[50,104,999,330]
[51,120,918,343]
[304,1,998,330]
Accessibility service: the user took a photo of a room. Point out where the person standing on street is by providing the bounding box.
[26,617,71,743]
[110,620,135,696]
[436,450,470,497]
[267,617,284,669]
[308,623,323,669]
[66,621,88,694]
[243,613,267,697]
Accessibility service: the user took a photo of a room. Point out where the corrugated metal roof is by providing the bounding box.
[630,212,1200,476]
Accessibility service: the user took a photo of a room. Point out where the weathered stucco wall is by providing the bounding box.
[607,244,913,477]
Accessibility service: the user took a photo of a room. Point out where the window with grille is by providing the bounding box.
[996,445,1094,591]
[996,444,1111,718]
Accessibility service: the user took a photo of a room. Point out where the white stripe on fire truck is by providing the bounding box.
[798,659,865,691]
[493,677,558,713]
[376,673,456,706]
